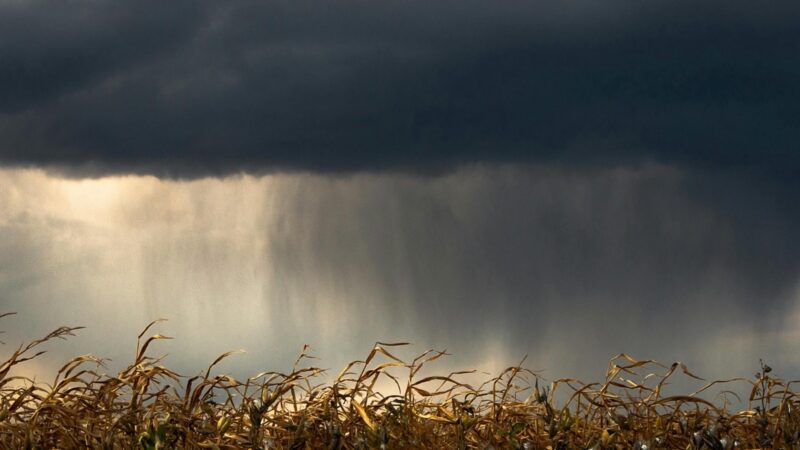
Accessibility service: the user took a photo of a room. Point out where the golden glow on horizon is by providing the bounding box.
[0,167,518,380]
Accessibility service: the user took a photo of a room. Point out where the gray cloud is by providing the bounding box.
[0,1,798,179]
[0,0,207,112]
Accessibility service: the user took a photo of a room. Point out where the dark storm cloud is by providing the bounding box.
[0,0,798,178]
[0,0,207,112]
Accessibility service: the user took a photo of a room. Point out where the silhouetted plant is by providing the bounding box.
[0,313,797,449]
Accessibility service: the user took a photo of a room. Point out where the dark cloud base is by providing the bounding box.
[0,0,799,180]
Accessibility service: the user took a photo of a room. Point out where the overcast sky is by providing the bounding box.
[1,1,799,391]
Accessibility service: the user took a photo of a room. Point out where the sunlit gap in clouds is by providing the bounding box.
[1,165,799,399]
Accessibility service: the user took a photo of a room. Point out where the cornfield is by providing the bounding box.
[0,313,797,449]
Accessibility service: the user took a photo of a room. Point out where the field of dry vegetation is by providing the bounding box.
[0,313,798,449]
